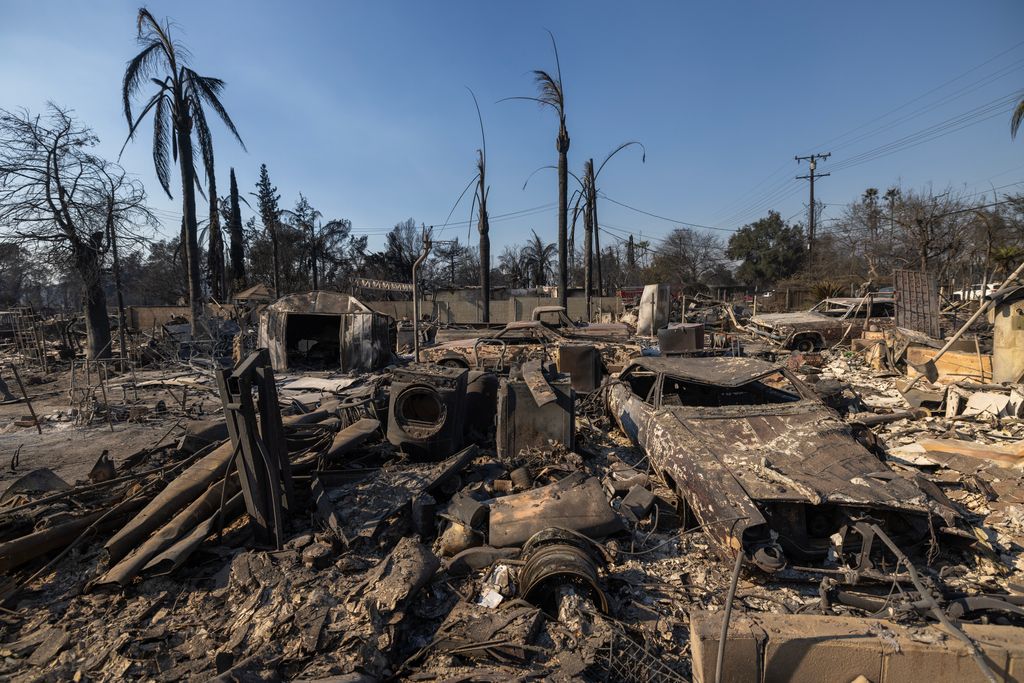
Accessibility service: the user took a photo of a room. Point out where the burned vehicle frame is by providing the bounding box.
[607,356,964,576]
[420,320,638,375]
[747,296,896,352]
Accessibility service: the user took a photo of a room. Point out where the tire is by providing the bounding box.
[793,337,816,353]
[438,356,469,369]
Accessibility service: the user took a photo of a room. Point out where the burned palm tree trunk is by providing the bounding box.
[582,161,594,320]
[478,153,491,323]
[592,180,603,298]
[207,170,225,301]
[228,168,245,288]
[174,108,204,332]
[557,122,570,308]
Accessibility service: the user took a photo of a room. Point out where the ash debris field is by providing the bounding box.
[2,5,1024,681]
[1,282,1024,683]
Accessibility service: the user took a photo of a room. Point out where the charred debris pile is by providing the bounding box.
[0,284,1023,682]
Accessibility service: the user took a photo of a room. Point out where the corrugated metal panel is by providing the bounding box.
[894,270,940,338]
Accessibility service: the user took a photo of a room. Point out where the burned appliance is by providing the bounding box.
[465,370,499,440]
[387,364,468,460]
[497,369,575,459]
[556,344,602,393]
[658,323,704,355]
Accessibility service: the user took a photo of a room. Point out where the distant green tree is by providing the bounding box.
[362,219,424,289]
[521,230,557,287]
[726,211,806,289]
[282,194,366,291]
[224,168,245,290]
[254,164,282,293]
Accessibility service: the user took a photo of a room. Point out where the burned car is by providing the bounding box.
[747,296,895,351]
[530,305,633,339]
[607,356,962,573]
[420,320,638,374]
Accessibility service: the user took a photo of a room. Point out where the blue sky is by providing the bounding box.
[2,1,1023,260]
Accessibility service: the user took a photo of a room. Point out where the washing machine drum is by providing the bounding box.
[387,365,468,460]
[393,384,448,439]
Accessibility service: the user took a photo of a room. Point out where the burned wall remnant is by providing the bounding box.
[258,291,393,372]
[991,285,1024,383]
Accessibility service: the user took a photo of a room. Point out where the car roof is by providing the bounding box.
[821,296,895,305]
[623,356,784,387]
[504,321,547,329]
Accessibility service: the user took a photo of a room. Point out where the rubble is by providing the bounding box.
[1,281,1023,682]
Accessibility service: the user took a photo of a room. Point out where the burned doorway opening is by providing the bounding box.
[285,313,341,369]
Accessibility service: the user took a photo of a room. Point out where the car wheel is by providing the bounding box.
[438,356,468,369]
[794,337,816,353]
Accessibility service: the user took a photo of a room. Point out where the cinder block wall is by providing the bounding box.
[364,296,622,324]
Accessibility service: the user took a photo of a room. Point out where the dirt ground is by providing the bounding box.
[0,367,215,488]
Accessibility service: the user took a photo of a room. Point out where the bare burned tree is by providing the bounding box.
[0,106,151,359]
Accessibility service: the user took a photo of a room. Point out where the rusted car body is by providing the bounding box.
[530,305,633,340]
[607,356,959,571]
[421,321,639,373]
[747,296,895,351]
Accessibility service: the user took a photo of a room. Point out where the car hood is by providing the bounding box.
[663,405,929,509]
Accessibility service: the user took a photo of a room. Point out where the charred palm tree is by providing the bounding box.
[506,32,570,308]
[587,142,645,297]
[468,90,491,321]
[121,8,245,333]
[561,143,644,314]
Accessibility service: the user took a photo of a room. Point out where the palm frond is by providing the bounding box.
[545,29,563,100]
[533,70,563,112]
[441,174,479,232]
[119,89,165,159]
[152,94,172,197]
[468,191,478,242]
[122,41,163,125]
[136,9,177,69]
[186,68,246,150]
[1012,96,1024,139]
[188,81,216,181]
[595,141,646,180]
[467,87,486,164]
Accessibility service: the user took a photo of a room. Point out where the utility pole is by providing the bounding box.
[796,152,830,266]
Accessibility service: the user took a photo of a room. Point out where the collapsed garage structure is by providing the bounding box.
[257,291,392,372]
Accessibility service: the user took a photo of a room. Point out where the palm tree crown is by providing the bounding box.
[122,8,245,195]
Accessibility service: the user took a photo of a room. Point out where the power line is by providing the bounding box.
[708,39,1024,226]
[598,193,737,233]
